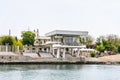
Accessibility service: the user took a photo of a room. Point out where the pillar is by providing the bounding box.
[6,45,8,52]
[46,48,49,53]
[42,48,44,52]
[63,48,66,58]
[71,48,73,56]
[52,48,55,55]
[50,45,52,53]
[57,48,60,58]
[36,47,38,53]
[77,48,80,57]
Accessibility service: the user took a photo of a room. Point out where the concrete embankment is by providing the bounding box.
[0,52,120,65]
[0,57,117,65]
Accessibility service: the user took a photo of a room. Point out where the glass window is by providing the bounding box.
[64,36,78,46]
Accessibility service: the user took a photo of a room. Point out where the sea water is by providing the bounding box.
[0,64,120,80]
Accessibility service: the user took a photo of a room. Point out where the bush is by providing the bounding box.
[90,52,96,57]
[118,45,120,53]
[95,45,105,53]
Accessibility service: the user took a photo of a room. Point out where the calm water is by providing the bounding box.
[0,64,120,80]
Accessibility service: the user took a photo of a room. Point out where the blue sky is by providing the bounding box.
[0,0,120,38]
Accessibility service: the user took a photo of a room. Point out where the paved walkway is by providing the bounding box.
[98,54,120,62]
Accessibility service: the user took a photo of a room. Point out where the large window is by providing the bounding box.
[64,36,78,46]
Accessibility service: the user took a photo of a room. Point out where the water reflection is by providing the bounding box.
[0,65,120,80]
[0,64,84,71]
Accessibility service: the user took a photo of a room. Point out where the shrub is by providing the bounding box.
[90,52,96,57]
[118,45,120,53]
[95,45,105,53]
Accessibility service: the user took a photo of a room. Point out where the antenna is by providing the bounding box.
[37,29,39,37]
[9,29,11,36]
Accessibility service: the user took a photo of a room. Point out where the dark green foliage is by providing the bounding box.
[90,52,96,57]
[21,31,35,46]
[0,36,15,45]
[0,36,23,50]
[95,45,105,53]
[118,45,120,53]
[95,35,120,53]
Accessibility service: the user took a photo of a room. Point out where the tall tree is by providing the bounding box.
[21,31,35,46]
[0,36,15,45]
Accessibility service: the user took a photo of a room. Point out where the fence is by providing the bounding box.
[0,45,19,52]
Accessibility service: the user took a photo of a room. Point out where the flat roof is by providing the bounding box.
[45,30,88,36]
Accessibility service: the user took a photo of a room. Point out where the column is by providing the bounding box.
[6,45,8,52]
[63,48,66,58]
[35,47,37,53]
[50,45,52,53]
[71,48,73,56]
[52,48,55,55]
[57,48,60,58]
[77,48,80,57]
[46,48,48,53]
[42,48,44,52]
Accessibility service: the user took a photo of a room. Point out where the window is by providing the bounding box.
[64,36,78,46]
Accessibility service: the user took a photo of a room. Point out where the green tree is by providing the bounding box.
[0,36,16,45]
[117,45,120,53]
[21,31,35,46]
[14,40,23,50]
[95,35,119,53]
[0,36,24,51]
[79,37,85,45]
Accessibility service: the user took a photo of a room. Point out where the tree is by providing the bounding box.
[80,35,93,45]
[86,35,94,45]
[79,37,86,45]
[95,35,119,53]
[0,36,16,45]
[21,31,35,46]
[118,45,120,53]
[14,40,23,50]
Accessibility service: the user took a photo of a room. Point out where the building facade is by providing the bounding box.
[24,30,89,54]
[45,30,88,46]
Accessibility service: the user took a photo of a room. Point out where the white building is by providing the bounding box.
[24,30,94,58]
